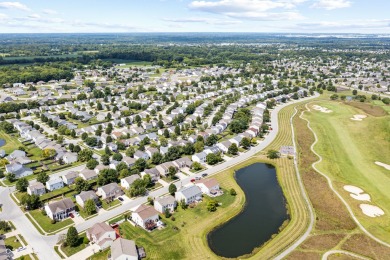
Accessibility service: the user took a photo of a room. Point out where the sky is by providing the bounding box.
[0,0,389,33]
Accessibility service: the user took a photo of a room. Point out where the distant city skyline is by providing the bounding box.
[0,0,389,33]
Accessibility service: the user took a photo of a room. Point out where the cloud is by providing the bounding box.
[0,1,30,11]
[311,0,351,10]
[163,17,242,25]
[294,19,390,31]
[0,13,8,20]
[188,0,306,21]
[27,13,41,19]
[42,9,57,15]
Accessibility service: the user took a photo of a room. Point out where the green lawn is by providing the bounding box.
[101,199,121,210]
[61,234,88,257]
[118,191,236,259]
[0,131,24,154]
[5,235,22,250]
[305,100,390,243]
[90,249,110,260]
[28,209,74,234]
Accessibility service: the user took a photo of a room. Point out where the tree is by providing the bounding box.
[101,154,110,165]
[0,158,9,167]
[182,143,195,155]
[126,146,135,157]
[207,199,218,212]
[192,162,202,171]
[85,137,98,147]
[81,132,88,141]
[352,89,358,95]
[267,149,280,159]
[228,143,238,155]
[147,197,154,205]
[20,194,40,210]
[128,179,147,197]
[36,172,49,184]
[78,149,93,162]
[206,153,222,165]
[84,199,96,216]
[240,137,251,149]
[151,152,163,165]
[0,221,12,233]
[167,166,177,179]
[6,173,16,183]
[42,148,56,159]
[86,159,99,170]
[180,199,187,209]
[97,169,119,186]
[66,227,79,247]
[74,177,91,193]
[194,141,204,153]
[330,94,339,100]
[16,178,29,192]
[205,134,218,146]
[169,183,177,195]
[73,145,81,153]
[135,158,147,172]
[0,121,14,133]
[229,188,237,196]
[112,153,123,161]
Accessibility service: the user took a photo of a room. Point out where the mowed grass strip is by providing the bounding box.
[304,100,390,243]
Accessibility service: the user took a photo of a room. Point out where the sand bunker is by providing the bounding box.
[375,161,390,171]
[350,114,367,121]
[343,185,364,195]
[350,193,371,201]
[360,204,385,217]
[312,105,333,113]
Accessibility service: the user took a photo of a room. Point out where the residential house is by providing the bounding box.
[63,153,78,164]
[87,222,116,250]
[5,162,33,178]
[143,168,160,182]
[110,238,139,260]
[97,183,124,201]
[46,177,64,191]
[62,171,79,185]
[173,157,193,169]
[27,182,46,196]
[134,150,149,161]
[44,198,75,220]
[120,175,141,189]
[156,162,177,177]
[79,169,98,181]
[175,185,202,205]
[131,204,159,230]
[216,141,232,153]
[154,195,177,213]
[76,190,100,208]
[195,178,220,196]
[192,152,207,163]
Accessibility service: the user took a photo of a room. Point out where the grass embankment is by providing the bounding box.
[304,100,390,243]
[288,99,390,259]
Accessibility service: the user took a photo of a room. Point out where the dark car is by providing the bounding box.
[69,213,74,218]
[118,197,124,202]
[202,173,208,177]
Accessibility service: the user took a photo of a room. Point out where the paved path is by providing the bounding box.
[322,250,370,260]
[300,102,390,248]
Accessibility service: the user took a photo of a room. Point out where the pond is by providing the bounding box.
[0,139,5,147]
[207,163,289,258]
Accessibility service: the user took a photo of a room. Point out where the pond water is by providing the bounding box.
[207,163,289,258]
[0,139,5,147]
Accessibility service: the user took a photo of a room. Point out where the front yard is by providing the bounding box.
[4,235,22,250]
[60,233,89,257]
[101,199,121,210]
[28,209,74,234]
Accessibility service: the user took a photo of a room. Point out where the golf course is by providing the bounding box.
[303,99,390,243]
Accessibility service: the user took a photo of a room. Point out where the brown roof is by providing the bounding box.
[111,238,138,259]
[87,222,114,241]
[196,178,219,189]
[47,198,75,214]
[133,204,159,220]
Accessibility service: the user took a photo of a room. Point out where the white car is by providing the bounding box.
[17,247,26,252]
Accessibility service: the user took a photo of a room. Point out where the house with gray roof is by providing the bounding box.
[44,198,75,220]
[154,195,176,213]
[110,238,139,260]
[175,185,202,205]
[76,190,100,208]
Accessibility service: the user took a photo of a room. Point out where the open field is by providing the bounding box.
[304,100,390,243]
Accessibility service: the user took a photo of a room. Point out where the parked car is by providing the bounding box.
[69,213,74,218]
[195,176,201,180]
[118,197,124,202]
[17,247,26,252]
[201,173,208,177]
[190,179,195,182]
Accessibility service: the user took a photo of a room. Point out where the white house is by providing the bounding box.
[27,182,46,196]
[120,175,141,190]
[86,222,116,250]
[192,152,207,163]
[110,238,138,260]
[154,195,177,213]
[46,177,64,191]
[175,185,202,205]
[131,204,159,230]
[195,178,220,196]
[44,198,75,220]
[63,152,78,164]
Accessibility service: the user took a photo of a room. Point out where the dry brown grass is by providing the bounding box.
[285,251,322,260]
[293,105,356,231]
[300,234,345,251]
[344,101,388,117]
[341,234,390,259]
[328,254,361,260]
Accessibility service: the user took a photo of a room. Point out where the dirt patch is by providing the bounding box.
[344,101,387,117]
[294,107,356,231]
[286,251,321,260]
[341,234,390,259]
[300,234,345,251]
